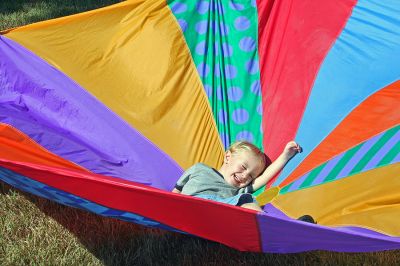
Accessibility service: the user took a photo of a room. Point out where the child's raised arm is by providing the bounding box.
[252,141,301,191]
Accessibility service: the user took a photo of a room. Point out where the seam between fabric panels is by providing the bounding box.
[255,212,264,252]
[285,1,359,184]
[256,0,291,190]
[165,0,225,155]
[253,0,264,152]
[252,0,265,195]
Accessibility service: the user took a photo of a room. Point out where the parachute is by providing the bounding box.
[1,0,399,253]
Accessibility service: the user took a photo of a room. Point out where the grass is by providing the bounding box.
[0,0,123,31]
[1,1,400,265]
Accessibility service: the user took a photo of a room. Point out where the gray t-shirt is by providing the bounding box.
[175,163,254,198]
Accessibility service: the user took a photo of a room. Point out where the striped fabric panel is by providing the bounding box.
[391,147,400,163]
[280,80,400,188]
[281,124,400,194]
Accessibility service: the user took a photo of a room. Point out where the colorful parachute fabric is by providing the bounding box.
[1,0,399,253]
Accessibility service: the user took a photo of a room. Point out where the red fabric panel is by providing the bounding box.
[256,0,357,185]
[0,159,261,252]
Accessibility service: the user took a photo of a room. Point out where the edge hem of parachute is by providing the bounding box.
[0,164,186,234]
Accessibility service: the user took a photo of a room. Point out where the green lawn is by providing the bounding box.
[1,1,399,265]
[0,0,123,31]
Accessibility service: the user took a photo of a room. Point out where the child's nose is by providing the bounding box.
[242,172,251,180]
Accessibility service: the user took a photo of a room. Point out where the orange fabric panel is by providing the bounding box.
[0,123,87,172]
[281,80,400,187]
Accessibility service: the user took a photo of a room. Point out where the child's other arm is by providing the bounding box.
[172,188,181,193]
[252,141,301,191]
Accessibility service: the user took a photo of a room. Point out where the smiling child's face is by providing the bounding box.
[220,150,265,188]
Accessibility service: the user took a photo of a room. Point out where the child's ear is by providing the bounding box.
[224,150,232,164]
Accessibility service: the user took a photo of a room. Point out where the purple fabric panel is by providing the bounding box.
[363,129,400,170]
[257,208,400,253]
[263,203,291,219]
[336,133,381,178]
[0,36,182,190]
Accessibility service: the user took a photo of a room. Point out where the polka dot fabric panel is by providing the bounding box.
[168,0,263,150]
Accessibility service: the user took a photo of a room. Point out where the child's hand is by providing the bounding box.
[283,141,302,161]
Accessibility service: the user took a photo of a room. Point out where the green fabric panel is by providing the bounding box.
[167,0,263,150]
[253,185,265,197]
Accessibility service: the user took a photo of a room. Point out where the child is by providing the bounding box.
[172,140,301,212]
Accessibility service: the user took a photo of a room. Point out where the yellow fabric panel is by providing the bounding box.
[274,163,400,236]
[5,0,224,169]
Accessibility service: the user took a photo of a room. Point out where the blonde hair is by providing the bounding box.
[227,141,267,171]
